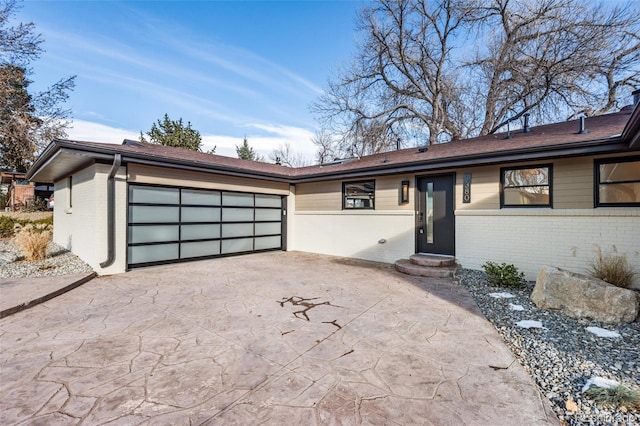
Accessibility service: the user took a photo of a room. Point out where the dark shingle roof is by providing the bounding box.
[28,108,637,183]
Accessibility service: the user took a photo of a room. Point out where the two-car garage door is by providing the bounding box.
[127,184,284,268]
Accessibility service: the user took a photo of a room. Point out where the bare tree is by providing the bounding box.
[311,129,336,164]
[268,142,310,167]
[313,0,473,148]
[313,0,640,148]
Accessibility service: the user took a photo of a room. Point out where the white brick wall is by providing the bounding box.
[53,164,127,275]
[293,211,414,264]
[456,209,640,288]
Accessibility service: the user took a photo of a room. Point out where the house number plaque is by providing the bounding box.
[463,173,472,203]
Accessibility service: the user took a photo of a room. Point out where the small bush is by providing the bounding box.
[482,262,525,288]
[13,223,53,261]
[0,215,17,238]
[33,215,54,227]
[584,384,640,410]
[589,246,636,288]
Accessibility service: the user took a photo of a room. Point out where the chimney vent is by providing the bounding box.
[577,116,588,134]
[523,113,531,133]
[633,89,640,107]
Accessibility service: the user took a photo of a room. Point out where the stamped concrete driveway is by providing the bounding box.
[1,252,558,425]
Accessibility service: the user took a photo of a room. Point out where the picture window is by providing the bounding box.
[501,165,552,207]
[595,157,640,206]
[343,180,375,209]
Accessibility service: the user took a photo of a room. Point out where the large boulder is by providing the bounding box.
[531,266,639,324]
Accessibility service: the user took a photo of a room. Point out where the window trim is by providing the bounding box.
[500,164,553,208]
[342,180,375,210]
[594,156,640,207]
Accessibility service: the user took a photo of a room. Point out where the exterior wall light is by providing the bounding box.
[400,180,410,204]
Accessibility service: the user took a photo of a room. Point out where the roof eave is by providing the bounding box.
[29,140,294,183]
[292,137,629,183]
[120,154,293,183]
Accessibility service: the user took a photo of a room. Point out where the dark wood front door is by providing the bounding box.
[416,174,455,255]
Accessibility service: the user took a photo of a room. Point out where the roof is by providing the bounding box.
[27,106,639,184]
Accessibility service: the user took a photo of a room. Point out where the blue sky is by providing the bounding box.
[18,0,367,160]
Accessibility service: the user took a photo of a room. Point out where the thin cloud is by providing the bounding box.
[65,119,317,164]
[66,119,138,143]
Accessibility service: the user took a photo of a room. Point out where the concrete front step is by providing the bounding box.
[394,259,457,278]
[410,253,456,267]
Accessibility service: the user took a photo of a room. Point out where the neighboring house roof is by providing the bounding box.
[28,106,639,184]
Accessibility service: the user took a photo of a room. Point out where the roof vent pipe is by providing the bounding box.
[100,154,122,269]
[633,89,640,107]
[523,113,531,133]
[577,116,588,134]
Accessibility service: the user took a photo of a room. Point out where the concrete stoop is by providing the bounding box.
[395,253,458,278]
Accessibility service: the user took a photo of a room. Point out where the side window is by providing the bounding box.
[68,176,73,209]
[501,165,552,207]
[343,180,375,209]
[595,157,640,206]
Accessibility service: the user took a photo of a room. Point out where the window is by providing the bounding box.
[501,165,552,207]
[343,180,375,209]
[595,157,640,206]
[68,176,73,209]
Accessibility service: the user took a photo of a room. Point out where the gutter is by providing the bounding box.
[99,154,122,269]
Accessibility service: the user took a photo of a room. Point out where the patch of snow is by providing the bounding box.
[586,327,621,338]
[509,304,525,311]
[516,320,543,329]
[581,376,620,393]
[489,292,515,299]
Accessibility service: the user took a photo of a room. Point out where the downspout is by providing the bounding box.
[100,154,122,268]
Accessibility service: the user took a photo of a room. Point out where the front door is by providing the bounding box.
[416,174,455,255]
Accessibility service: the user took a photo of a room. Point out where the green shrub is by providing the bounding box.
[584,384,640,410]
[0,216,17,238]
[481,262,525,288]
[589,246,636,288]
[33,216,54,227]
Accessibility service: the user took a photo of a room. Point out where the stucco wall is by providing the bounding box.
[53,163,127,275]
[455,209,640,288]
[292,210,414,264]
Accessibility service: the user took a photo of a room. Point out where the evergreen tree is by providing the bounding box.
[235,137,262,161]
[0,0,75,171]
[140,113,202,151]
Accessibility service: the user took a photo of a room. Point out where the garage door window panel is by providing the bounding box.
[181,241,221,258]
[255,222,281,236]
[129,225,179,244]
[130,205,180,223]
[222,207,254,222]
[181,224,220,241]
[255,194,281,207]
[182,189,220,205]
[223,192,254,206]
[222,238,253,254]
[181,207,221,222]
[130,186,179,204]
[129,244,179,264]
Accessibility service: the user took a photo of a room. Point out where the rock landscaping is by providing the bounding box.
[457,268,640,426]
[0,239,94,279]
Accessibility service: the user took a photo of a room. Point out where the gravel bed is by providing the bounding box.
[0,239,94,279]
[456,268,639,426]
